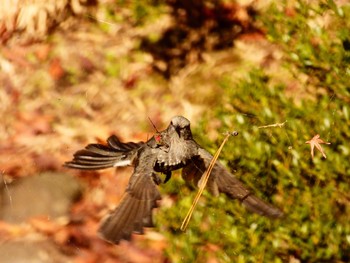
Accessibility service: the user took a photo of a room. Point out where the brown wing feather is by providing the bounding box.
[182,147,283,218]
[64,135,144,170]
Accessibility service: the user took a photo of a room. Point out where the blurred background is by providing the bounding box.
[0,0,349,262]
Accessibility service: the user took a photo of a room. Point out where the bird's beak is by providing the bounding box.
[169,123,181,137]
[175,127,181,137]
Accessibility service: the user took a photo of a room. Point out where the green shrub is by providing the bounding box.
[157,1,350,262]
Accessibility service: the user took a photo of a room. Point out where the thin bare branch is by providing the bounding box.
[258,120,288,129]
[180,131,238,231]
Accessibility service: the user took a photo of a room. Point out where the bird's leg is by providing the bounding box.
[163,171,172,184]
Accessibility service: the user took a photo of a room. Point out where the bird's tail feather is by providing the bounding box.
[98,172,161,244]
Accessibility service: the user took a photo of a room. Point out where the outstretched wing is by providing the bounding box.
[64,135,144,170]
[98,165,161,244]
[182,147,283,218]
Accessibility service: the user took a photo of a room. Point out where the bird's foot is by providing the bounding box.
[163,172,172,184]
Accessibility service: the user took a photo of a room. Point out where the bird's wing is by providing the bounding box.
[64,135,144,170]
[98,164,161,244]
[107,135,144,151]
[182,147,283,218]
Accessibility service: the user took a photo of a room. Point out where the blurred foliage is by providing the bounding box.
[141,0,259,77]
[156,1,350,262]
[103,0,165,25]
[263,0,350,102]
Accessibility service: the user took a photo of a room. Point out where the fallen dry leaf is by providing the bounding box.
[29,216,62,235]
[305,134,331,159]
[49,57,66,81]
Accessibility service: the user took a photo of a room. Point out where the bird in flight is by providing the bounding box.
[65,116,283,244]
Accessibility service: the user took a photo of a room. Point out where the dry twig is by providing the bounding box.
[180,131,238,231]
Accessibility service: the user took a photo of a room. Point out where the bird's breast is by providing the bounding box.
[155,140,197,172]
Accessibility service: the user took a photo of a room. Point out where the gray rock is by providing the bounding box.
[0,172,83,223]
[0,239,71,263]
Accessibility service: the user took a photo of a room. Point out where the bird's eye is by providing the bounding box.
[170,121,173,125]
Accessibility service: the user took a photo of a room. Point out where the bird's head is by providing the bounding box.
[168,116,192,140]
